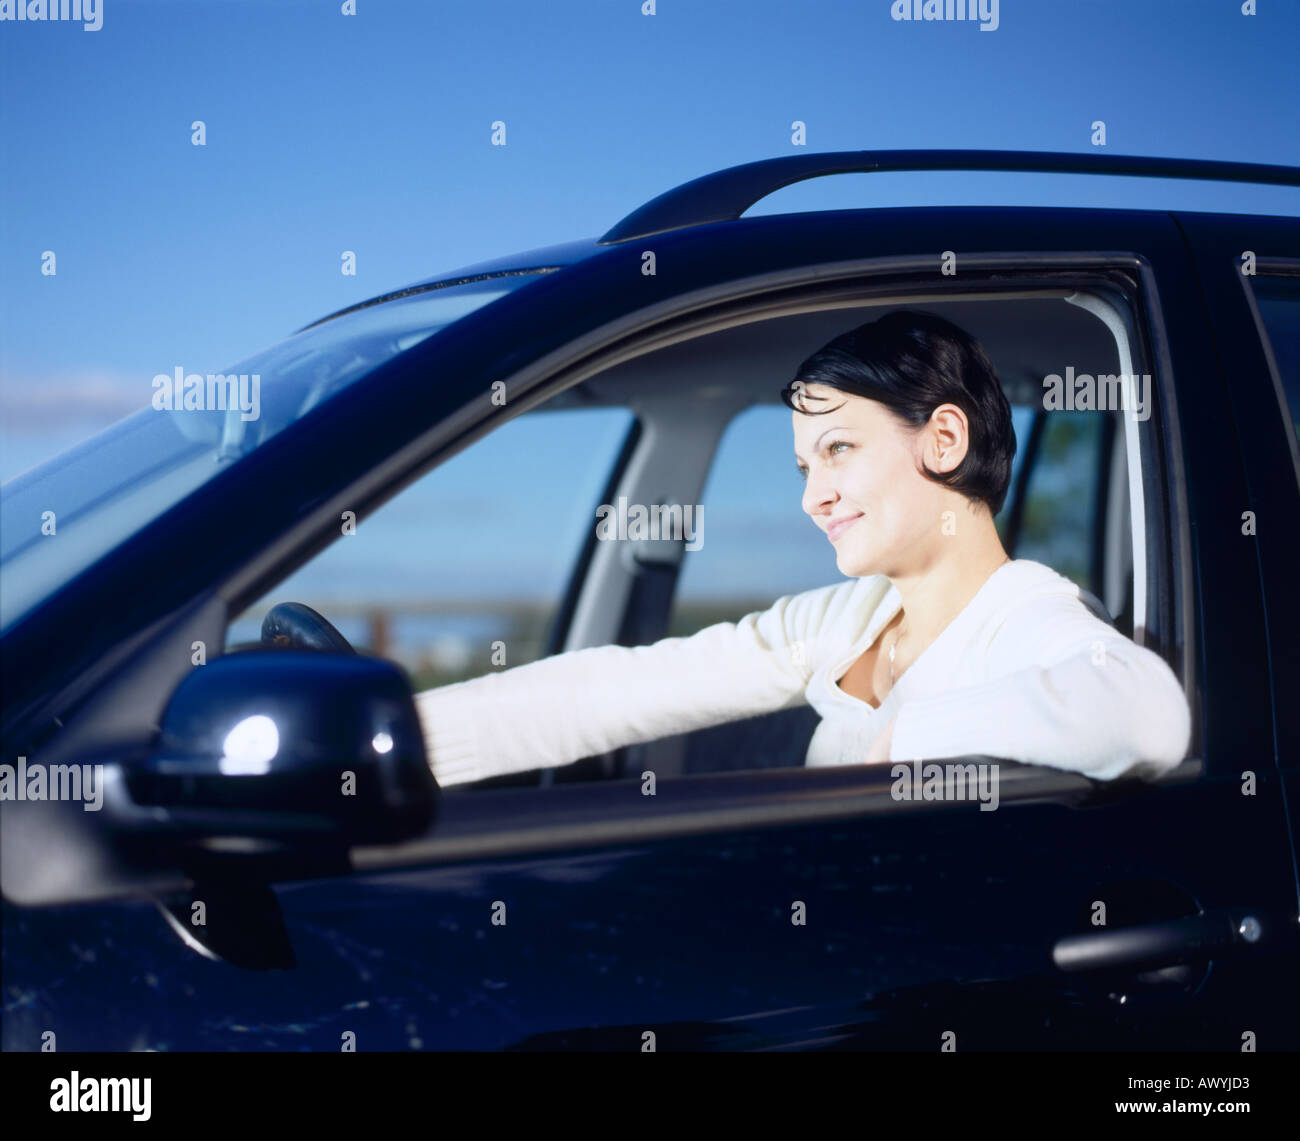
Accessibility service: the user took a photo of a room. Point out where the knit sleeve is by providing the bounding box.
[414,583,841,787]
[888,590,1192,782]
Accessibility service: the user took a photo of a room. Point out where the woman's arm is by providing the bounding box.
[887,591,1192,781]
[414,583,842,787]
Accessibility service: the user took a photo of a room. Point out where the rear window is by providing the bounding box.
[1249,271,1300,453]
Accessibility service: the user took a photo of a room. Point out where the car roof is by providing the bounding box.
[402,237,604,287]
[333,149,1300,324]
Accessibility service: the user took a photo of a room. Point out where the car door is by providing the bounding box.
[4,207,1297,1051]
[1175,211,1300,921]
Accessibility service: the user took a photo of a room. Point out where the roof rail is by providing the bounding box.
[597,149,1300,244]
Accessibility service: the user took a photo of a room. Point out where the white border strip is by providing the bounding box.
[1062,290,1147,645]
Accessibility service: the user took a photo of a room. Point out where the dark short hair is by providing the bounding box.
[781,309,1016,515]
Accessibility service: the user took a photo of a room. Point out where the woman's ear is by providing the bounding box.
[926,403,971,473]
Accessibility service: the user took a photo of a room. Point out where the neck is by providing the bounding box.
[888,515,1009,644]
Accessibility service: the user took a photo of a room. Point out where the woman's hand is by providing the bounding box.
[865,716,896,765]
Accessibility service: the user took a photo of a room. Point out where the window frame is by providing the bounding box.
[1231,253,1300,776]
[352,758,1138,876]
[435,257,1199,821]
[1239,257,1300,489]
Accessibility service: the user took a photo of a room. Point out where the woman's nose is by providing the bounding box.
[801,466,835,517]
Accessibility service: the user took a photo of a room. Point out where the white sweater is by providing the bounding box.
[414,559,1192,787]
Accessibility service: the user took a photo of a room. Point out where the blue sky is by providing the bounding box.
[2,0,1298,631]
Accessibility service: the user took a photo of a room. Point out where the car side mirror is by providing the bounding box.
[120,650,437,850]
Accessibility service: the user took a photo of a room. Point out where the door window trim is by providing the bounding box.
[1239,256,1300,487]
[352,755,1202,874]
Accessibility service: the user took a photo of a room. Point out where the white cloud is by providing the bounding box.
[0,368,146,432]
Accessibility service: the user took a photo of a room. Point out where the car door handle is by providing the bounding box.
[1051,907,1285,974]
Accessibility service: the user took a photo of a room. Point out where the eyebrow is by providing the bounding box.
[794,425,852,466]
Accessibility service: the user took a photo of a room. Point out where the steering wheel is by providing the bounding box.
[261,602,356,653]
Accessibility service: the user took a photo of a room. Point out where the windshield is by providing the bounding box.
[0,276,541,631]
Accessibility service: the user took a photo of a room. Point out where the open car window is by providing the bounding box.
[574,284,1177,781]
[226,407,637,690]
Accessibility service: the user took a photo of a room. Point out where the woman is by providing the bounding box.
[415,310,1191,787]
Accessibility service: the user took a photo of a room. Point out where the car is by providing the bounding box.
[3,149,1299,1052]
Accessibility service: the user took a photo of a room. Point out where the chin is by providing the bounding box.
[836,544,878,579]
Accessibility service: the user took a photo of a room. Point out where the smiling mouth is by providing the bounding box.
[826,514,863,543]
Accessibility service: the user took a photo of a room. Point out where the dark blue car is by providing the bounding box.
[3,150,1299,1051]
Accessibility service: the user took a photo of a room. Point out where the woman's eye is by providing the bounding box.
[796,441,851,479]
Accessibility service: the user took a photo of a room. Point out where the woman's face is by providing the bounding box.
[792,384,955,579]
